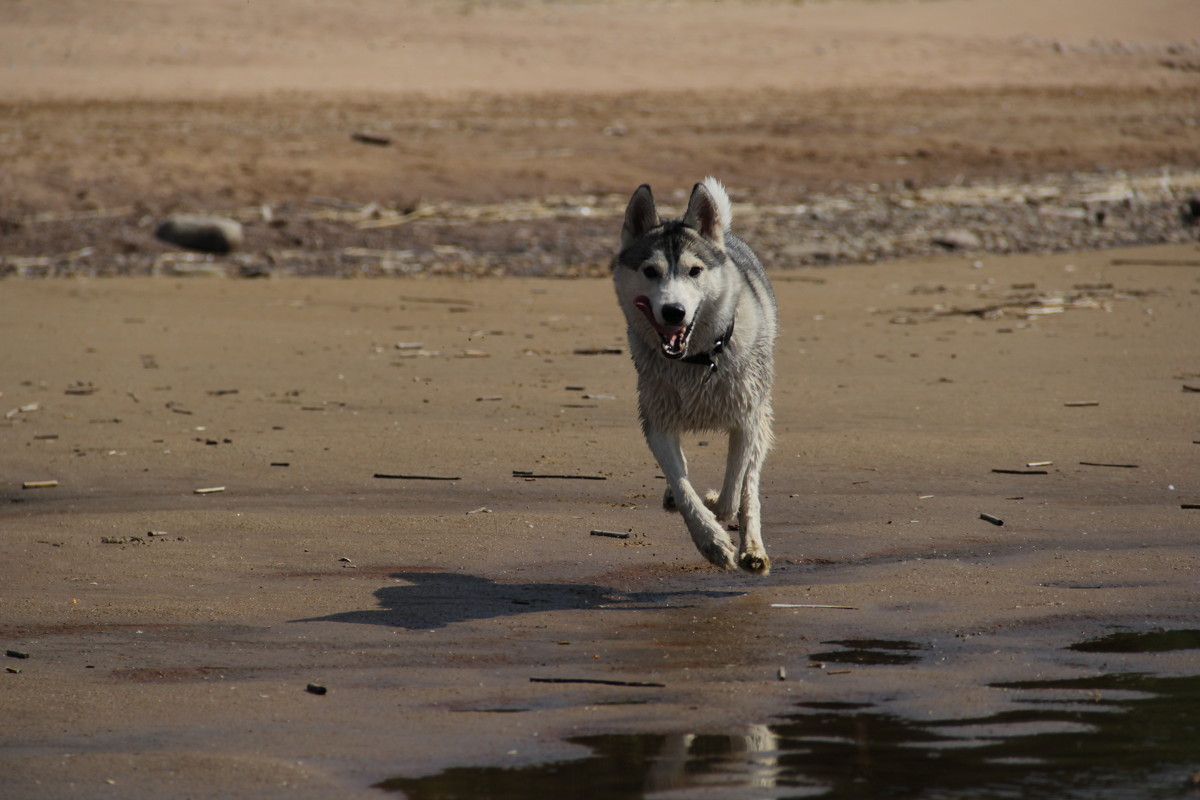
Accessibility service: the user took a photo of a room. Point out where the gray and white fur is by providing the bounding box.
[612,177,777,573]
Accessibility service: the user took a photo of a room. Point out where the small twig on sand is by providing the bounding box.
[1110,258,1200,267]
[1079,461,1139,468]
[23,207,135,225]
[771,603,859,610]
[530,677,665,688]
[351,131,392,147]
[572,347,624,355]
[979,513,1005,526]
[590,530,630,539]
[394,294,474,306]
[356,207,442,230]
[514,470,607,480]
[375,473,460,481]
[992,468,1049,475]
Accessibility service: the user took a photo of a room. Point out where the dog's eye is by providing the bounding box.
[642,266,659,280]
[688,266,703,278]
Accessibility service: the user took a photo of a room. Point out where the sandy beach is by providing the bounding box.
[3,1,1200,797]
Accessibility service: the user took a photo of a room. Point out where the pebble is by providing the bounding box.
[155,215,244,254]
[931,229,983,251]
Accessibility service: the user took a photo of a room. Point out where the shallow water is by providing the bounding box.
[376,634,1200,799]
[1069,629,1200,655]
[807,638,925,667]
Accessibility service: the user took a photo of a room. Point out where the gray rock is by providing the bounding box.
[155,215,243,254]
[931,229,982,251]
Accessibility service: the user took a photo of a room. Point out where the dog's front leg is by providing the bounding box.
[645,430,737,570]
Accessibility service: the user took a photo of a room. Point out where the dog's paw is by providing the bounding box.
[661,487,678,512]
[699,540,738,571]
[704,490,739,522]
[738,551,771,575]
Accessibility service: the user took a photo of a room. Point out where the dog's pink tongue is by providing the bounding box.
[633,296,683,336]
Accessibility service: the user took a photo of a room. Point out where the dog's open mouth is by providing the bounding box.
[633,296,693,359]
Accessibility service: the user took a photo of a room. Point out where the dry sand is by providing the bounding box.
[2,1,1200,797]
[3,0,1199,213]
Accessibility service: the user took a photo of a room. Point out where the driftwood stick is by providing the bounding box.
[590,530,630,539]
[1109,258,1200,267]
[375,473,460,481]
[513,470,606,480]
[529,677,665,688]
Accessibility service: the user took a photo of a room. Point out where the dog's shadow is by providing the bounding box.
[294,571,742,630]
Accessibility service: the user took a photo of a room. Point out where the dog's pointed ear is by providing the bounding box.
[621,184,659,250]
[683,177,731,246]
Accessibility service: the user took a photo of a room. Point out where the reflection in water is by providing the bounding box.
[375,726,782,800]
[376,672,1200,799]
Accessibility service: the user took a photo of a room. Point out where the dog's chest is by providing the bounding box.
[634,349,766,431]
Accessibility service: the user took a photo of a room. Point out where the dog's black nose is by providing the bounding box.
[661,304,686,326]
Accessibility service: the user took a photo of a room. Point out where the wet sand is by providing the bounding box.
[3,243,1199,797]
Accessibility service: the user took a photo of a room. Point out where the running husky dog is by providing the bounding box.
[612,177,777,574]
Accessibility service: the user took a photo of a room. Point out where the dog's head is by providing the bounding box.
[612,178,733,359]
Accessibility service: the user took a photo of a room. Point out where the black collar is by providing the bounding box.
[680,317,735,375]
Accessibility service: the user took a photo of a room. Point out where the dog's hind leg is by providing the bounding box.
[661,450,688,512]
[734,416,773,575]
[708,428,751,522]
[646,430,737,570]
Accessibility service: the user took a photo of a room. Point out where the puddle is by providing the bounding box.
[376,672,1200,799]
[1070,629,1200,654]
[808,638,925,666]
[374,729,784,800]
